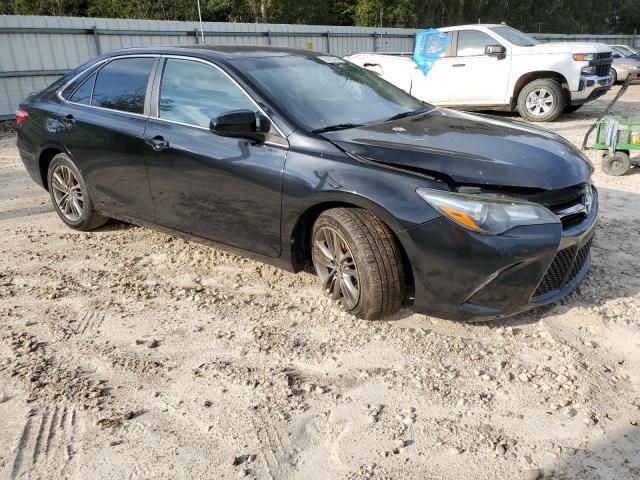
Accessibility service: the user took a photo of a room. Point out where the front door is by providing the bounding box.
[144,57,288,258]
[448,29,511,105]
[57,56,157,221]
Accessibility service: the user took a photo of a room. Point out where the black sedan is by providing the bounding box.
[16,46,597,321]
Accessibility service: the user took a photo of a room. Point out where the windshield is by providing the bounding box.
[489,26,539,47]
[230,54,426,132]
[612,46,630,57]
[614,45,637,56]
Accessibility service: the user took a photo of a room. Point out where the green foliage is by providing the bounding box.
[2,0,639,34]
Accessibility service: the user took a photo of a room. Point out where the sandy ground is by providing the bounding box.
[1,87,640,480]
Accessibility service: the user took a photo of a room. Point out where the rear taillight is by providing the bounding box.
[15,107,28,125]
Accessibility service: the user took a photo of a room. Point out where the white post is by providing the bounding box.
[196,0,205,44]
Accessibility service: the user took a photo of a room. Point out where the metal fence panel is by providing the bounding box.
[0,15,638,118]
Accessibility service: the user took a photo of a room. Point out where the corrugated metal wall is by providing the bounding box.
[1,15,638,118]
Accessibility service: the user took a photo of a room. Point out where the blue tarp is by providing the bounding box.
[413,28,451,75]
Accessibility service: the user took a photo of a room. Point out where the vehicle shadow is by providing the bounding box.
[94,219,136,232]
[538,425,640,479]
[0,203,53,221]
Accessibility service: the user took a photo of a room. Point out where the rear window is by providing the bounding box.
[91,57,155,114]
[68,72,96,105]
[60,64,101,100]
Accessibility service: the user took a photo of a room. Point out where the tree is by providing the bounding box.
[1,0,638,34]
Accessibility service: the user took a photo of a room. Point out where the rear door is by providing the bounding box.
[143,57,288,257]
[57,56,157,221]
[448,29,511,105]
[409,30,455,104]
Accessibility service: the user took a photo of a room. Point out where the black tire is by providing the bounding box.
[611,68,618,84]
[563,104,582,114]
[601,151,630,176]
[47,153,108,230]
[517,78,565,122]
[311,208,405,320]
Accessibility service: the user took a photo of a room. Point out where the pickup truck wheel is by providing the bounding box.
[517,79,565,122]
[602,151,630,176]
[312,208,404,320]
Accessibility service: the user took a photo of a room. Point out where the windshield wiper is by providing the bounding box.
[312,123,365,133]
[385,108,431,122]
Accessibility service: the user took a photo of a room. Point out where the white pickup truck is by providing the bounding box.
[346,24,613,122]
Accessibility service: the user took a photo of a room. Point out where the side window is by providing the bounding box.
[159,58,255,128]
[92,57,155,114]
[69,72,96,105]
[457,30,496,57]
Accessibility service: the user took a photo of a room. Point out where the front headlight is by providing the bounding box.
[573,53,595,61]
[416,188,560,235]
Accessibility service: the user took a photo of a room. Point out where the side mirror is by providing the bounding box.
[485,44,506,57]
[613,53,622,58]
[210,110,270,140]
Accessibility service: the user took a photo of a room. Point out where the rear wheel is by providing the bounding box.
[601,151,630,176]
[47,153,108,230]
[517,78,565,122]
[311,208,405,320]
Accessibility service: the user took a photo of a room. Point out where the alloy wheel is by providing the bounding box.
[525,88,554,116]
[312,226,360,309]
[51,165,83,221]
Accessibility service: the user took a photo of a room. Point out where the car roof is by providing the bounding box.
[103,45,328,61]
[439,24,504,32]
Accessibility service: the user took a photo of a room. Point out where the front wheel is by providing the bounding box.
[311,208,405,320]
[47,153,108,230]
[602,151,630,176]
[517,79,565,122]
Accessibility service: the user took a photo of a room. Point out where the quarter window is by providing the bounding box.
[457,30,497,57]
[92,57,155,114]
[69,72,96,105]
[159,58,255,128]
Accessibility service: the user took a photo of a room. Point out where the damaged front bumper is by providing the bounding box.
[397,189,598,321]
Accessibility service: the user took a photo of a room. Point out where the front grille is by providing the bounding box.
[567,237,593,282]
[592,52,612,76]
[534,246,577,296]
[546,184,590,228]
[533,238,593,298]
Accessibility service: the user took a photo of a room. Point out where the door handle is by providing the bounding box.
[61,114,76,129]
[452,63,466,67]
[145,135,170,152]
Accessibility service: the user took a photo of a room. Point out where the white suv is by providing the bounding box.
[346,25,613,122]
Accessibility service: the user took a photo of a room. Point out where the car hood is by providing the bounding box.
[515,42,612,55]
[322,108,592,190]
